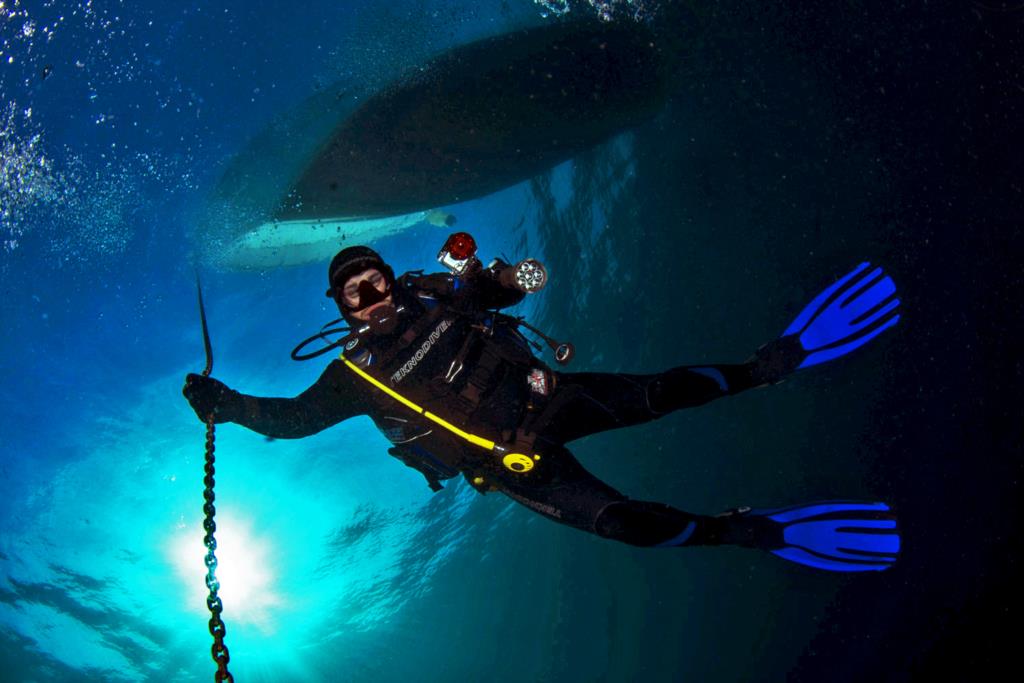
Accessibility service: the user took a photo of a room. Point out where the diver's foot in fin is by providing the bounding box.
[717,500,901,572]
[750,262,901,384]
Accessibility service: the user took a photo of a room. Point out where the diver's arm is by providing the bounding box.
[409,268,527,310]
[465,259,529,310]
[228,361,365,439]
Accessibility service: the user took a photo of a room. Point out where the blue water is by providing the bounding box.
[2,1,1021,681]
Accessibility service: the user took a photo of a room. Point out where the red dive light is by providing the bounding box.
[438,232,480,275]
[444,232,477,260]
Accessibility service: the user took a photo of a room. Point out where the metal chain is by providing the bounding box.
[195,273,233,682]
[203,415,234,683]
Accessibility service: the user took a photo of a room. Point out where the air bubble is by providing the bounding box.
[533,0,654,22]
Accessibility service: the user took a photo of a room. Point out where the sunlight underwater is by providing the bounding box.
[0,360,496,680]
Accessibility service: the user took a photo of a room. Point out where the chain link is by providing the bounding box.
[203,415,234,683]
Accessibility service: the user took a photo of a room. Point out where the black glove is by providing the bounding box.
[745,335,808,387]
[182,373,242,424]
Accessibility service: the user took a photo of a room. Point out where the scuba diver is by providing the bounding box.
[183,233,902,572]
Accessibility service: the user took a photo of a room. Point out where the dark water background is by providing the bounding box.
[1,1,1020,681]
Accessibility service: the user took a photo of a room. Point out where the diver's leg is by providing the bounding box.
[496,448,902,571]
[643,364,759,412]
[540,364,757,445]
[496,445,723,547]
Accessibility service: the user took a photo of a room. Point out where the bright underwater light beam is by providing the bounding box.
[170,513,284,635]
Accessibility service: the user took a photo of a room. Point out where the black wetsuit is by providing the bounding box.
[224,269,760,548]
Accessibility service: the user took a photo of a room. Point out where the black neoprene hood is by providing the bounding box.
[327,246,395,290]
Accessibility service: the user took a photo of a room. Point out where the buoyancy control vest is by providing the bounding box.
[342,272,561,492]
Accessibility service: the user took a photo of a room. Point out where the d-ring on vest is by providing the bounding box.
[340,353,541,474]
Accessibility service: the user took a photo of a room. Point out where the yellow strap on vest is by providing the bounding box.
[342,356,539,473]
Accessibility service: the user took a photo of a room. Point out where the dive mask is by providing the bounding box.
[328,274,392,315]
[345,276,392,312]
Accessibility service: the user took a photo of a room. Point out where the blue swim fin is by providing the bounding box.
[748,263,900,383]
[721,500,901,572]
[783,262,901,369]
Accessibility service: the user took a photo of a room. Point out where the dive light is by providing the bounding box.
[439,232,547,294]
[438,231,480,275]
[500,258,547,293]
